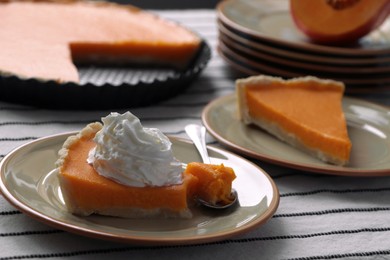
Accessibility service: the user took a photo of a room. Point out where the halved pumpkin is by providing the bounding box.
[290,0,390,44]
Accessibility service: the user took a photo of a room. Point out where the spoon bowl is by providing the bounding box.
[184,124,237,209]
[197,189,238,209]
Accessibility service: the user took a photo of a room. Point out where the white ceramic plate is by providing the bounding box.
[202,94,390,176]
[217,0,390,56]
[0,133,279,245]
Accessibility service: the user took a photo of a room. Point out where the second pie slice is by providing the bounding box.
[236,75,352,166]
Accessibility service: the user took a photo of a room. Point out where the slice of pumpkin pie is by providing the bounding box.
[236,75,352,166]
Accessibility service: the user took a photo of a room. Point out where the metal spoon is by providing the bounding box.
[184,124,237,209]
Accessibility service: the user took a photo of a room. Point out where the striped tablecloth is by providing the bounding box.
[1,9,390,260]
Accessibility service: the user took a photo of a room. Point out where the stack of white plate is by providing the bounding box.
[216,0,390,94]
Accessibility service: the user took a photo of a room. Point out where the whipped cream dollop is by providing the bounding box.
[87,112,183,187]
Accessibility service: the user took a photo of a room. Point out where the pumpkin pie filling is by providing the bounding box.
[58,125,198,218]
[184,162,236,206]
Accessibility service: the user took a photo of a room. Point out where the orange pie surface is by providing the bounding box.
[56,123,236,218]
[236,75,352,166]
[0,0,201,83]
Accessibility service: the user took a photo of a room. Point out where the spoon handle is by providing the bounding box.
[185,124,211,164]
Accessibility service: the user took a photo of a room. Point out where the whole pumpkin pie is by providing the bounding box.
[236,75,352,166]
[56,112,236,218]
[0,0,201,83]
